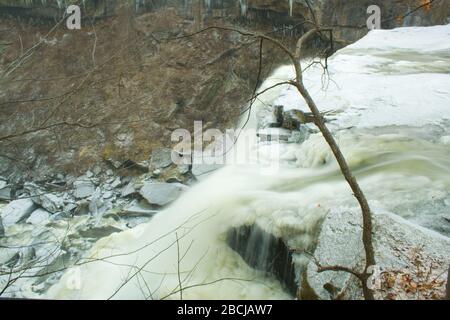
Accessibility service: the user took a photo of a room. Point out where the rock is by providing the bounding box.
[73,200,90,216]
[305,209,450,300]
[191,147,224,180]
[78,226,122,239]
[92,166,102,175]
[0,247,17,265]
[103,191,114,199]
[26,209,51,225]
[258,105,284,129]
[281,110,315,130]
[121,200,158,217]
[0,186,11,200]
[33,193,64,214]
[73,179,95,199]
[110,177,122,189]
[64,202,78,213]
[88,188,106,218]
[0,180,11,200]
[119,159,149,173]
[0,198,36,227]
[3,247,36,268]
[191,162,223,179]
[121,182,137,197]
[410,213,450,237]
[139,182,188,206]
[86,170,94,178]
[150,148,173,169]
[0,216,4,237]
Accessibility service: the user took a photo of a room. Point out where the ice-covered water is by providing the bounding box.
[46,25,450,299]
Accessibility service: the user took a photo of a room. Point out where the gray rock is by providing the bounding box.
[73,179,95,199]
[89,188,106,218]
[92,166,102,176]
[78,225,122,239]
[64,202,78,213]
[73,200,90,216]
[306,209,450,300]
[258,105,284,129]
[26,209,51,225]
[0,186,11,200]
[282,110,315,130]
[33,193,64,214]
[150,148,173,169]
[0,180,11,200]
[410,213,450,237]
[110,177,122,189]
[139,182,188,206]
[0,216,4,237]
[191,152,224,179]
[0,198,36,227]
[121,182,137,197]
[103,191,114,199]
[122,200,158,217]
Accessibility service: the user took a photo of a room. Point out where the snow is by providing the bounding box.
[274,24,450,129]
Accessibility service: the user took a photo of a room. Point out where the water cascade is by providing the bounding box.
[45,25,450,300]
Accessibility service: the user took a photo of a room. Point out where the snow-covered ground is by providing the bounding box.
[275,24,450,129]
[40,24,450,300]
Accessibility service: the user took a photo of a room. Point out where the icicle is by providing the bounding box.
[289,0,293,17]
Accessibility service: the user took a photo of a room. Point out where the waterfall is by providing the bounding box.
[44,25,450,300]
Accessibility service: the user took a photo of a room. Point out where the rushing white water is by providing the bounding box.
[46,25,450,299]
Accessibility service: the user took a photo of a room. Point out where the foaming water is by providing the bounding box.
[46,26,450,299]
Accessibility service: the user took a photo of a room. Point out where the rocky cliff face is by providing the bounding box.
[2,1,449,42]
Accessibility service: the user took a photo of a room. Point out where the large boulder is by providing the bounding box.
[139,182,188,206]
[0,198,36,227]
[305,209,450,300]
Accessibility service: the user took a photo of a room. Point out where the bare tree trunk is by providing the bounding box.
[290,30,376,299]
